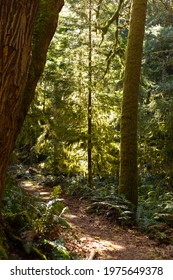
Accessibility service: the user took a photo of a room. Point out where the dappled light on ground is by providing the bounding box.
[20,180,53,201]
[80,237,125,258]
[17,174,173,260]
[62,197,162,260]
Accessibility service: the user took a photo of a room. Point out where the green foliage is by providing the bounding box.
[0,227,8,260]
[66,176,134,225]
[2,176,71,259]
[87,197,134,226]
[15,0,124,178]
[137,177,173,231]
[8,0,173,247]
[52,185,62,198]
[3,176,37,224]
[0,245,7,260]
[32,190,68,237]
[43,238,70,260]
[139,5,173,184]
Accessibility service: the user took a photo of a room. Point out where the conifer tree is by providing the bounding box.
[0,0,64,209]
[119,0,147,207]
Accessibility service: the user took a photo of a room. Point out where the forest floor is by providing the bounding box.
[18,172,173,260]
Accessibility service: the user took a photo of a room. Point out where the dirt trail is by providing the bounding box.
[19,177,172,260]
[62,196,171,260]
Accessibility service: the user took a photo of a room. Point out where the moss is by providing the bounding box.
[0,228,8,260]
[0,245,7,260]
[4,211,31,232]
[32,246,47,260]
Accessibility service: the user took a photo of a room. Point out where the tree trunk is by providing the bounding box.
[17,0,64,133]
[88,0,92,188]
[119,0,147,207]
[0,0,39,206]
[0,0,64,208]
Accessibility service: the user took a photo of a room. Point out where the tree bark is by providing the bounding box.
[119,0,147,207]
[17,0,64,133]
[0,0,39,205]
[0,0,64,207]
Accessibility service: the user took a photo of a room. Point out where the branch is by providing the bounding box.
[100,0,124,36]
[95,0,104,20]
[87,249,98,260]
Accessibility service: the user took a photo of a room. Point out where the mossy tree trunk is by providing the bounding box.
[119,0,147,207]
[0,0,64,209]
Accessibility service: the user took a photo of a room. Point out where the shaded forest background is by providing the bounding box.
[15,0,173,186]
[1,0,173,259]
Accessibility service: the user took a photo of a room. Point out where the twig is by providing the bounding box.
[87,249,98,260]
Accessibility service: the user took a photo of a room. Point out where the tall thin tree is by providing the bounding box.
[88,0,92,188]
[119,0,147,207]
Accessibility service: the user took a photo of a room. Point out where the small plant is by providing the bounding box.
[43,238,70,260]
[2,175,71,259]
[136,181,173,244]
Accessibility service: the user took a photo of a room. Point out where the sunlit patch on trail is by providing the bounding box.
[78,236,125,259]
[91,240,123,251]
[99,240,125,251]
[19,180,53,200]
[64,213,78,219]
[20,180,34,189]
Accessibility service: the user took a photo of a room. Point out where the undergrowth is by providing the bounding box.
[67,177,135,226]
[66,174,173,244]
[2,171,173,260]
[1,176,73,260]
[136,176,173,244]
